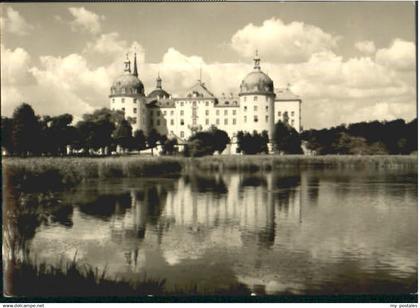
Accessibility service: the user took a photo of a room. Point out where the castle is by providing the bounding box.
[109,52,302,153]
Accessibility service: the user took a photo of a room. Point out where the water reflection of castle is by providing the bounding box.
[101,171,314,269]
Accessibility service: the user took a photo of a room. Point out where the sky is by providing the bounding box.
[1,2,417,129]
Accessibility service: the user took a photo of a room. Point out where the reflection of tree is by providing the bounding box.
[184,173,228,196]
[78,193,131,220]
[239,174,267,189]
[272,173,301,209]
[3,188,74,295]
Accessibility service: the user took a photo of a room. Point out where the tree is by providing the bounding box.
[132,130,147,151]
[147,129,161,155]
[11,103,42,156]
[112,119,133,151]
[1,117,14,155]
[273,121,303,154]
[75,108,122,154]
[184,127,230,157]
[209,126,230,154]
[236,130,268,155]
[161,138,178,155]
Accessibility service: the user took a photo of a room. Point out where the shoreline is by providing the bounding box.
[3,155,417,193]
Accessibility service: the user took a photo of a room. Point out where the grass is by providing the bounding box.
[5,256,250,297]
[2,155,416,192]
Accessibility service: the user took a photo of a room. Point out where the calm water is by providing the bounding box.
[9,168,419,295]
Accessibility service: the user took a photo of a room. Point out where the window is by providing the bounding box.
[265,115,269,122]
[244,96,247,102]
[206,101,209,106]
[163,111,167,115]
[170,119,174,125]
[278,111,281,117]
[133,108,137,113]
[150,119,153,126]
[122,98,125,103]
[225,101,229,105]
[112,98,115,103]
[254,105,257,111]
[180,110,184,116]
[265,96,268,102]
[205,110,209,116]
[244,106,247,111]
[150,110,153,116]
[254,116,258,123]
[181,101,184,106]
[132,118,137,124]
[206,119,209,125]
[134,99,137,103]
[216,119,220,125]
[181,119,184,126]
[122,88,126,94]
[291,111,295,117]
[122,107,125,112]
[171,110,174,116]
[291,119,295,125]
[216,110,220,116]
[253,96,257,101]
[157,111,160,116]
[265,106,268,111]
[233,110,236,115]
[244,116,247,123]
[224,110,228,115]
[224,118,228,125]
[180,131,184,138]
[157,119,160,126]
[233,119,236,125]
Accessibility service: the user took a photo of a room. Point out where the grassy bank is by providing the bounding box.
[3,155,417,192]
[6,257,250,296]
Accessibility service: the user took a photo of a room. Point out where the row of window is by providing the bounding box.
[277,111,295,117]
[120,107,296,120]
[112,98,138,104]
[243,105,269,112]
[243,96,269,102]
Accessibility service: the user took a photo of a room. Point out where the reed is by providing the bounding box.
[3,155,416,192]
[7,257,250,296]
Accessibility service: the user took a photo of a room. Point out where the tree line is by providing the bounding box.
[2,102,416,157]
[1,103,175,156]
[301,118,417,155]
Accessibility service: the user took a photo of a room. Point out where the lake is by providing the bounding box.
[5,167,418,295]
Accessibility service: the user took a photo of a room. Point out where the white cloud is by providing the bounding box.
[83,32,146,68]
[355,40,376,54]
[68,7,104,35]
[1,26,416,130]
[1,44,34,86]
[375,39,415,71]
[1,7,33,36]
[231,18,339,63]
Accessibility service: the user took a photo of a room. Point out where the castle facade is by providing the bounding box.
[109,53,302,150]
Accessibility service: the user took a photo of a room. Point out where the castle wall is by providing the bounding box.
[274,99,302,132]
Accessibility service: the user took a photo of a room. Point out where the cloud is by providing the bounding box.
[0,7,33,36]
[355,40,376,54]
[375,39,416,71]
[1,27,415,130]
[1,44,34,86]
[83,32,146,66]
[68,7,104,34]
[231,18,339,63]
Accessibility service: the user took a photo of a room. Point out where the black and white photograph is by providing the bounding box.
[1,1,417,304]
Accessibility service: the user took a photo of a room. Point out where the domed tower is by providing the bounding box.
[239,51,275,138]
[109,53,147,132]
[147,73,171,100]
